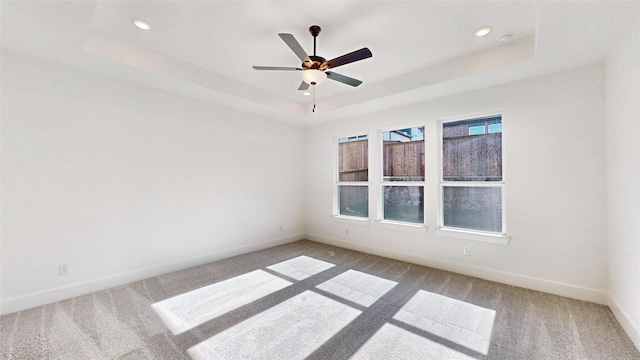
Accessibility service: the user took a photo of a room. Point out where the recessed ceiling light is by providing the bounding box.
[497,33,513,43]
[133,19,151,30]
[474,27,492,37]
[302,91,311,96]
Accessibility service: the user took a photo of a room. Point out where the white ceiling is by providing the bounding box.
[2,1,638,125]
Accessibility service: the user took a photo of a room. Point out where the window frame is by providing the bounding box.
[437,113,510,244]
[376,124,428,232]
[333,133,371,224]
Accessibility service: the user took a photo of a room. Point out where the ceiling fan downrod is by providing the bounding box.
[309,25,320,57]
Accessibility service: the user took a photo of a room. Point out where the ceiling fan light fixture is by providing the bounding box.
[302,69,327,85]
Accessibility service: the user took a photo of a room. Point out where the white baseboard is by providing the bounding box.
[608,293,640,351]
[306,233,608,305]
[0,233,304,315]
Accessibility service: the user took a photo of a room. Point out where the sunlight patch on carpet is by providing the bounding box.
[151,270,291,335]
[187,290,361,360]
[267,255,335,280]
[316,269,398,307]
[393,290,496,355]
[351,323,476,359]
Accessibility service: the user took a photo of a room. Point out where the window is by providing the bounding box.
[441,115,504,234]
[336,135,368,218]
[381,126,425,224]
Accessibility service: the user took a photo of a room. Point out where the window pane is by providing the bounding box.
[382,127,425,182]
[339,186,368,218]
[468,125,486,135]
[443,186,502,232]
[443,117,502,181]
[488,123,502,133]
[338,135,368,182]
[383,186,424,223]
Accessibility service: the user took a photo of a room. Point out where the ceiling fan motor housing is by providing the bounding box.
[304,55,328,70]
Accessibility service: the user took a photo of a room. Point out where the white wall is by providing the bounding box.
[0,51,305,314]
[605,21,640,348]
[305,63,608,303]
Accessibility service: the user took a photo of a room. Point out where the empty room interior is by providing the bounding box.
[1,1,639,359]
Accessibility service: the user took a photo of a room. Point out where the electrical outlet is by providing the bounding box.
[345,228,349,236]
[279,225,283,232]
[463,247,470,256]
[59,264,69,275]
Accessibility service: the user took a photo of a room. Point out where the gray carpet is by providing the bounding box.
[1,240,638,359]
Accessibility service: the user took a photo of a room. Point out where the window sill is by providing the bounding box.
[376,220,428,233]
[435,227,510,245]
[332,215,370,226]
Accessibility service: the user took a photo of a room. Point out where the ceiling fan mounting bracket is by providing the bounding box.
[309,25,321,37]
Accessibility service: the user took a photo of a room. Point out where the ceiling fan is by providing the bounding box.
[253,25,372,91]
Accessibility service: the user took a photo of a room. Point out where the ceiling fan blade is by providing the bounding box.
[278,33,312,65]
[324,48,372,69]
[298,81,310,91]
[253,66,302,71]
[326,71,363,87]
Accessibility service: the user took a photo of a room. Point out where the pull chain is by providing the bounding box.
[312,86,317,113]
